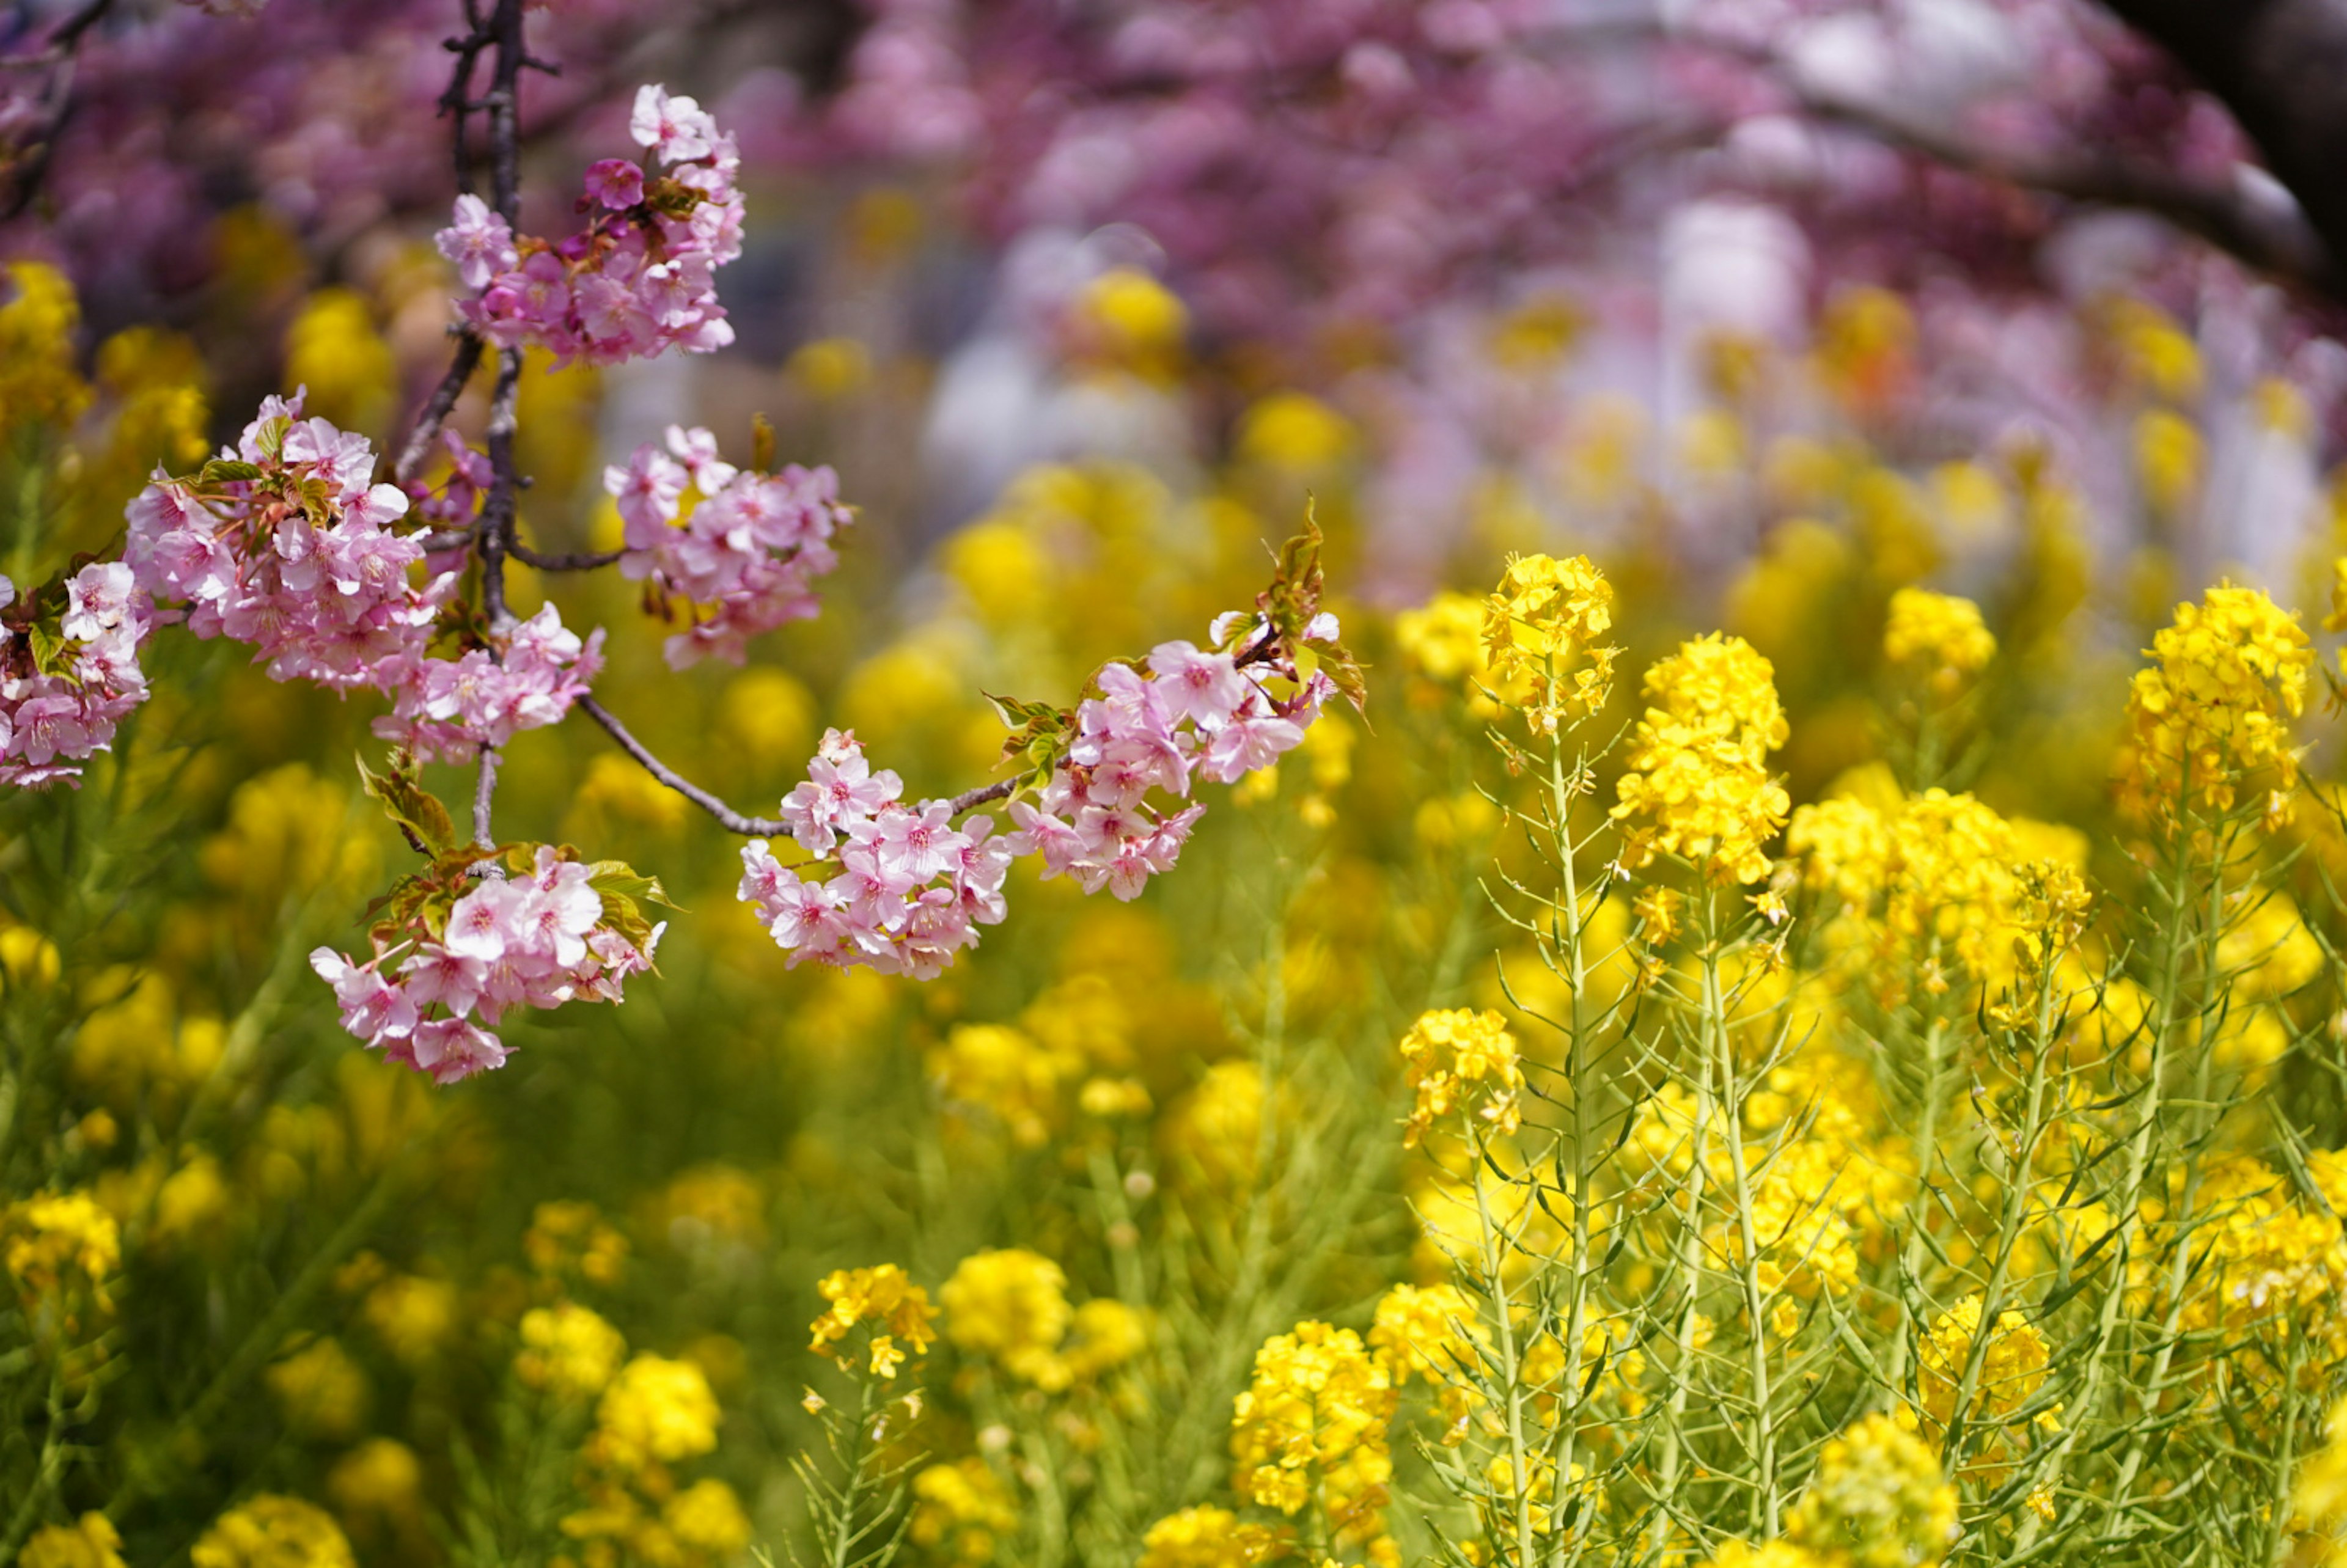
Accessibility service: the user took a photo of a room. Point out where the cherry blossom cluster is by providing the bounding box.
[310,848,663,1084]
[374,603,606,763]
[0,563,153,789]
[128,394,603,761]
[607,425,852,668]
[738,611,1337,977]
[436,85,744,365]
[737,731,1014,980]
[127,393,449,691]
[1008,616,1335,899]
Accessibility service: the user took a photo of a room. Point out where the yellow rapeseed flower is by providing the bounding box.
[592,1355,722,1471]
[911,1457,1020,1566]
[189,1496,356,1568]
[1136,1506,1292,1568]
[808,1262,938,1377]
[2117,583,2311,829]
[1612,634,1790,884]
[1882,587,1996,696]
[941,1248,1074,1389]
[18,1514,126,1568]
[516,1302,628,1402]
[1480,552,1617,733]
[1229,1322,1397,1541]
[1395,1007,1524,1148]
[1915,1295,2053,1440]
[1783,1413,1956,1568]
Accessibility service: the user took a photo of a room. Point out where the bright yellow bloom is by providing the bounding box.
[516,1302,628,1402]
[2298,1399,2347,1555]
[1697,1543,1830,1568]
[1397,1007,1524,1147]
[189,1496,356,1568]
[361,1272,458,1369]
[1136,1506,1292,1568]
[808,1262,938,1377]
[1229,1321,1397,1541]
[1161,1060,1273,1192]
[1481,552,1617,732]
[941,1247,1074,1388]
[1368,1283,1481,1385]
[2117,583,2310,829]
[1882,587,1995,695]
[1612,634,1790,884]
[928,1022,1074,1148]
[911,1457,1021,1566]
[1397,592,1491,684]
[1783,1413,1956,1568]
[3,1190,120,1321]
[592,1355,722,1472]
[1060,1297,1150,1380]
[1915,1295,2052,1439]
[19,1514,126,1568]
[665,1479,754,1559]
[0,262,90,428]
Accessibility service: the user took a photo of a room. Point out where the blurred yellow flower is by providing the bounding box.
[189,1496,356,1568]
[518,1302,628,1402]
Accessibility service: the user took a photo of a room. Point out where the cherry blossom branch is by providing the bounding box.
[1645,21,2343,299]
[948,778,1018,814]
[472,742,499,845]
[509,542,625,572]
[2093,0,2347,308]
[575,695,792,836]
[1793,88,2339,298]
[391,328,484,487]
[576,695,1020,837]
[0,0,120,222]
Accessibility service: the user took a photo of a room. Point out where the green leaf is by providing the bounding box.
[357,750,457,855]
[587,858,681,951]
[24,624,66,680]
[198,458,265,485]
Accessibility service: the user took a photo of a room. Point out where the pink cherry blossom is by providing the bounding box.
[606,428,851,667]
[439,83,743,367]
[0,560,155,789]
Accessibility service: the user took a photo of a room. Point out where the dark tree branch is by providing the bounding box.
[1794,89,2338,299]
[575,696,1022,838]
[509,542,625,571]
[949,777,1019,815]
[576,696,792,837]
[2094,0,2347,306]
[392,329,484,487]
[0,0,120,221]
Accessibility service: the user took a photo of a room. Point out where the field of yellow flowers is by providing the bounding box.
[7,249,2347,1568]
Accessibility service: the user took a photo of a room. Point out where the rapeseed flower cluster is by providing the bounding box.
[809,1263,939,1380]
[1612,634,1791,884]
[1480,552,1617,733]
[2116,584,2311,829]
[1882,587,1997,696]
[1396,1007,1524,1148]
[1229,1322,1398,1547]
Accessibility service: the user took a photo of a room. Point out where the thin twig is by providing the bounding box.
[575,696,1023,838]
[577,695,792,837]
[510,541,625,571]
[947,777,1018,815]
[472,743,500,845]
[391,329,485,487]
